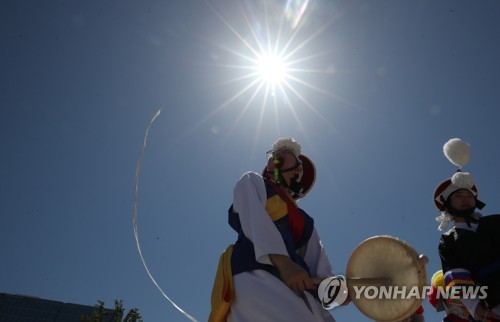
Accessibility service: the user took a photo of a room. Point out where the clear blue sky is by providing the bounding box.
[1,1,500,321]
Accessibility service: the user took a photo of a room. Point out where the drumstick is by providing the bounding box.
[312,277,391,286]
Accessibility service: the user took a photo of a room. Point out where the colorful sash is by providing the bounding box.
[265,179,305,246]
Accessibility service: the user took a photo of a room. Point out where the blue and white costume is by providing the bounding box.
[227,172,336,322]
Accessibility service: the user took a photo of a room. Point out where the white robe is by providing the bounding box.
[227,172,336,322]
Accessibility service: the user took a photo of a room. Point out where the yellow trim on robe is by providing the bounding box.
[265,194,289,221]
[208,192,294,321]
[208,245,234,322]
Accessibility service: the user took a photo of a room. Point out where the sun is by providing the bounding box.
[189,0,348,143]
[256,52,288,87]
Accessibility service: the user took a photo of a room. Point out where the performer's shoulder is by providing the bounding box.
[480,214,500,221]
[235,171,265,190]
[438,228,458,250]
[238,171,262,181]
[480,214,500,225]
[440,227,456,238]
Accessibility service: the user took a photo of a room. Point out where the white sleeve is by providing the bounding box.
[232,172,288,265]
[303,227,334,278]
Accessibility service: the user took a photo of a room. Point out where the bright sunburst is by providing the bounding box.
[192,0,353,148]
[256,52,288,88]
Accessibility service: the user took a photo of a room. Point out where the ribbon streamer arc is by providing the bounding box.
[133,108,198,322]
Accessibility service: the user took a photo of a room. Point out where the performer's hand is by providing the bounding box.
[474,303,500,321]
[269,254,313,292]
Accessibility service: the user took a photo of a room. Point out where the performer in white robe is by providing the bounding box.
[225,138,338,322]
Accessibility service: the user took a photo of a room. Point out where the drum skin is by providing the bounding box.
[346,235,428,322]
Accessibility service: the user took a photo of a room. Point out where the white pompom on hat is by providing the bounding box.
[443,138,470,168]
[434,138,478,210]
[433,138,485,230]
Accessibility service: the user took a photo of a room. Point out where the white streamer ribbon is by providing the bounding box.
[133,108,198,322]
